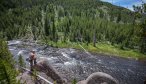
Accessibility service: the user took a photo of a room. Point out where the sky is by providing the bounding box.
[100,0,146,11]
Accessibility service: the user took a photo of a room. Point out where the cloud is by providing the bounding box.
[100,0,143,11]
[142,0,146,3]
[122,1,142,11]
[101,0,122,4]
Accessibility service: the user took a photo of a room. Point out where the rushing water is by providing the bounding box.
[8,40,146,84]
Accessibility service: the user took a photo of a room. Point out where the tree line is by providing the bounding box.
[0,0,145,52]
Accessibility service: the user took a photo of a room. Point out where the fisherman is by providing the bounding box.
[29,50,37,71]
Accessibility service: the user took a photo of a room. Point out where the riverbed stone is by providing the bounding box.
[77,72,119,84]
[34,59,67,84]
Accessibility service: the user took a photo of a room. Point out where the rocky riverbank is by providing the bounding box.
[8,40,146,84]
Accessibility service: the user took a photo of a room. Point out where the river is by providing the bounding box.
[8,40,146,84]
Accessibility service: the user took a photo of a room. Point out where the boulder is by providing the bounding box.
[77,72,119,84]
[34,59,67,84]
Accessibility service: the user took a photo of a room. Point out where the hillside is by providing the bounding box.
[0,0,145,55]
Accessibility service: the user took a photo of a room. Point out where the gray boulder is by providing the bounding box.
[78,72,119,84]
[34,59,67,84]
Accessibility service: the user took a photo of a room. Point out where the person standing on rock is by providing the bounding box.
[29,50,37,71]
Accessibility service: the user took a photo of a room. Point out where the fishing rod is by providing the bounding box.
[76,38,93,57]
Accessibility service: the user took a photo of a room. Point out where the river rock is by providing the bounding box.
[34,59,67,84]
[77,72,119,84]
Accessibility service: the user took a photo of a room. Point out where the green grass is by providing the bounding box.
[94,43,145,59]
[44,40,146,59]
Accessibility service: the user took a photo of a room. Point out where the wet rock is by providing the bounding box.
[34,59,67,84]
[77,72,119,84]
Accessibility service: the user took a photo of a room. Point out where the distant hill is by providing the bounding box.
[0,0,143,53]
[0,0,134,23]
[51,0,135,23]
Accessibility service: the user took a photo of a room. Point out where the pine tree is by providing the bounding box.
[18,55,26,71]
[117,12,121,23]
[72,78,77,84]
[140,20,146,53]
[133,4,146,53]
[0,39,18,84]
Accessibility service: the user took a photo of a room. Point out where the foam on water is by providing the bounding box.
[9,48,15,51]
[64,61,72,66]
[15,41,21,44]
[39,57,58,63]
[70,49,75,53]
[62,52,71,59]
[47,57,58,60]
[17,50,25,55]
[64,58,77,66]
[97,59,102,64]
[8,40,21,45]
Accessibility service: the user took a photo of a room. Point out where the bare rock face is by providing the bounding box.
[77,72,119,84]
[34,59,67,84]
